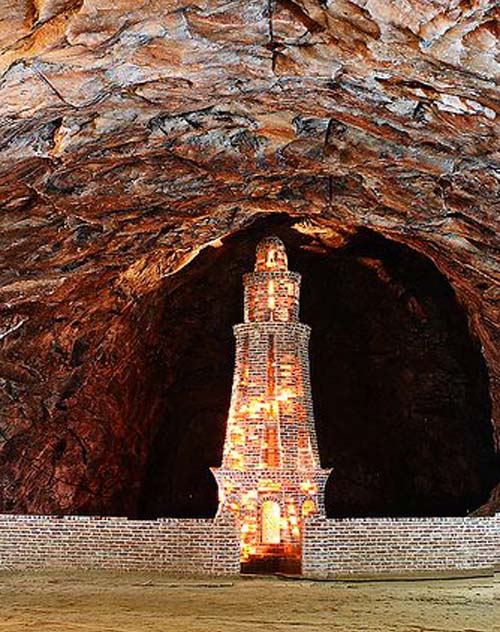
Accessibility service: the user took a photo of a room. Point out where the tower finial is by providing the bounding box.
[255,236,288,272]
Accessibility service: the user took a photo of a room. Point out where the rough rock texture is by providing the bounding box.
[0,1,498,515]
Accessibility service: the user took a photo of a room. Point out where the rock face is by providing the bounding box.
[0,1,498,516]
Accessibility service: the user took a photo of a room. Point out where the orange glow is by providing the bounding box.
[267,279,275,311]
[247,399,267,416]
[300,480,318,495]
[263,426,279,467]
[275,388,295,402]
[266,249,276,269]
[230,427,245,445]
[302,499,317,517]
[257,480,282,492]
[215,236,328,570]
[261,501,281,544]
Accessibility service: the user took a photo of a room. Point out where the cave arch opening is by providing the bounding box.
[137,214,498,519]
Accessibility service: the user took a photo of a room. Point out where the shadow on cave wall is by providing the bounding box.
[137,215,498,519]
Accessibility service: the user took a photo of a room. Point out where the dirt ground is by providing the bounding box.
[0,570,498,632]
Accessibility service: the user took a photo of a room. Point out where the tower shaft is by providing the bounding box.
[213,237,330,573]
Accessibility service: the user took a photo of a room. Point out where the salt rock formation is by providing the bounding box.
[0,1,498,516]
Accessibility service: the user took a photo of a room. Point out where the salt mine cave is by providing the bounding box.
[0,0,499,595]
[0,0,500,632]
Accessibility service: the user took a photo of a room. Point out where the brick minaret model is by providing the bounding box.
[212,236,331,573]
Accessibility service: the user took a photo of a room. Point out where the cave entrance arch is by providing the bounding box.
[137,215,498,521]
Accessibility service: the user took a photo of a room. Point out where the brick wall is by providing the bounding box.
[0,514,240,575]
[303,515,500,578]
[2,513,498,577]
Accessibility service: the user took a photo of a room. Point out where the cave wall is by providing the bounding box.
[0,1,498,515]
[0,274,169,515]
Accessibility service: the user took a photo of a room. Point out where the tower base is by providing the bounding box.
[241,543,302,575]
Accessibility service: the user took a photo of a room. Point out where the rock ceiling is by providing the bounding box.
[0,1,498,513]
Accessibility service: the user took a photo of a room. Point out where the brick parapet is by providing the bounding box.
[302,514,500,578]
[0,514,240,575]
[1,513,497,577]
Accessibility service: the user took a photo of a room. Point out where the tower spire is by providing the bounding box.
[212,236,331,574]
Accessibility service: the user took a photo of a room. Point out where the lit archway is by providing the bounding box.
[261,501,281,545]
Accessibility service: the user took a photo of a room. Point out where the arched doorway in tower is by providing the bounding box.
[240,494,302,575]
[261,501,281,545]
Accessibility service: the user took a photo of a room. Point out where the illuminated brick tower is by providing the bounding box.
[212,236,331,573]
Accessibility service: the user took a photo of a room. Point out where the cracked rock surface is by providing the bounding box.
[0,1,498,515]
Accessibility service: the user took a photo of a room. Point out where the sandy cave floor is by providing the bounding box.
[0,571,498,632]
